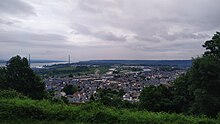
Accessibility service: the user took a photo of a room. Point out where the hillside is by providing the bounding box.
[77,60,192,68]
[0,97,219,124]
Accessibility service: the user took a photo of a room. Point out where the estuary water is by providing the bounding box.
[0,62,67,68]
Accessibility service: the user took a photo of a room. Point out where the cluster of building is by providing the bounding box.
[44,65,185,103]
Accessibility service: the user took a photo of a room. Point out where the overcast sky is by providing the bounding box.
[0,0,220,61]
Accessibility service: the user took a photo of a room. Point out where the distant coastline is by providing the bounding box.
[77,60,192,68]
[0,59,192,68]
[0,60,67,68]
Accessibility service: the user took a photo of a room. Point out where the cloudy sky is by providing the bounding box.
[0,0,220,61]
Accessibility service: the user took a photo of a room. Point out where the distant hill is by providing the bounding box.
[77,60,192,68]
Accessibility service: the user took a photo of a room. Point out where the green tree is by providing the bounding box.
[139,85,173,112]
[188,56,220,116]
[187,32,220,116]
[172,73,194,113]
[172,32,220,116]
[5,55,45,99]
[203,32,220,58]
[96,89,122,106]
[0,67,6,89]
[68,73,73,77]
[62,85,78,95]
[95,88,135,108]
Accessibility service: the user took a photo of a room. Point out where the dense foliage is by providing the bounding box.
[140,85,174,112]
[188,56,220,116]
[62,85,78,95]
[0,89,27,99]
[0,55,46,99]
[0,67,6,89]
[95,88,136,109]
[203,32,220,58]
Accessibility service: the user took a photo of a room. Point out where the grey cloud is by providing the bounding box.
[75,0,218,44]
[130,40,203,53]
[73,24,92,35]
[1,0,220,60]
[94,31,127,42]
[170,0,220,28]
[77,0,100,14]
[0,0,35,16]
[0,19,14,25]
[83,0,220,42]
[158,33,210,41]
[134,35,160,43]
[0,31,67,44]
[78,0,120,14]
[73,24,127,42]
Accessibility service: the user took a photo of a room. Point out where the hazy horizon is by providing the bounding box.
[1,0,220,61]
[0,57,193,62]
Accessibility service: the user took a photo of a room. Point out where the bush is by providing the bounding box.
[0,90,27,99]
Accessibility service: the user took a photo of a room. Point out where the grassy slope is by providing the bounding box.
[0,98,219,124]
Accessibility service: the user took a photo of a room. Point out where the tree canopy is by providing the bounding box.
[203,32,220,58]
[62,85,78,95]
[2,55,46,99]
[186,32,220,116]
[0,67,6,89]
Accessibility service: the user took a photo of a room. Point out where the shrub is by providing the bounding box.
[0,90,27,99]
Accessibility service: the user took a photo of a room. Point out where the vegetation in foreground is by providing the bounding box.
[0,90,219,124]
